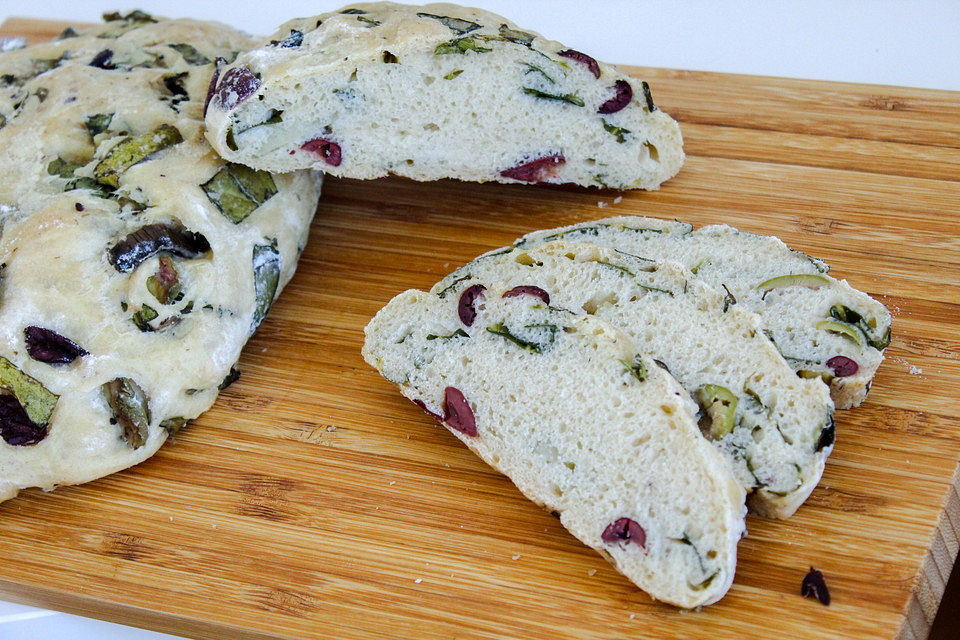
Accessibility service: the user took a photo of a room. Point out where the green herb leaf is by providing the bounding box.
[417,13,481,35]
[498,24,536,46]
[159,416,188,435]
[443,69,464,80]
[486,322,557,353]
[434,37,492,55]
[251,241,281,333]
[47,157,83,178]
[94,124,183,189]
[620,355,646,383]
[601,118,630,143]
[641,80,657,112]
[201,163,278,224]
[101,377,151,449]
[426,328,469,341]
[521,87,584,107]
[436,274,472,298]
[131,304,159,332]
[522,62,554,84]
[234,109,284,136]
[169,43,211,65]
[357,15,382,26]
[594,260,634,277]
[0,356,58,426]
[85,112,114,137]
[721,284,737,312]
[98,10,157,38]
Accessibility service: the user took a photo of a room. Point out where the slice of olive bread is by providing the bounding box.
[0,13,322,502]
[515,217,892,409]
[204,2,683,190]
[363,286,745,607]
[432,242,835,519]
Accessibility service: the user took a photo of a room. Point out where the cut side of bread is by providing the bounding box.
[516,217,892,409]
[205,2,684,190]
[363,287,745,607]
[432,241,835,519]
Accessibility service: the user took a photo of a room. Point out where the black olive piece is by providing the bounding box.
[108,223,211,273]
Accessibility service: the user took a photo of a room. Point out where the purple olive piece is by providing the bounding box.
[558,49,600,78]
[601,517,646,548]
[499,154,566,183]
[0,395,47,446]
[89,49,114,70]
[24,326,88,365]
[598,80,633,114]
[443,386,477,437]
[801,567,830,606]
[502,285,550,305]
[203,56,227,117]
[413,399,444,422]
[457,284,486,326]
[301,137,342,167]
[213,66,261,111]
[826,355,859,378]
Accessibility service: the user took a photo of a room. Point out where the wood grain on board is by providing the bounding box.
[1,16,959,640]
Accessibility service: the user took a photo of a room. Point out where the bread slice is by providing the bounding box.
[363,286,745,607]
[204,2,684,190]
[432,242,835,519]
[516,217,892,409]
[0,13,321,502]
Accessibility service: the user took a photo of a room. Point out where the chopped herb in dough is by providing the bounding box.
[521,87,584,107]
[416,13,481,35]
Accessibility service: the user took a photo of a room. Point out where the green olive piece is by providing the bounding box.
[0,356,58,426]
[798,369,834,384]
[755,274,830,294]
[695,384,738,440]
[201,163,278,224]
[251,242,281,334]
[94,124,183,189]
[815,320,866,349]
[101,377,151,449]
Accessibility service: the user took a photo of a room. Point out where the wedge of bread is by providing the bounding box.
[363,286,745,607]
[516,217,892,409]
[432,242,835,518]
[205,2,683,190]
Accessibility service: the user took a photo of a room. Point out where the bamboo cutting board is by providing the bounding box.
[1,17,959,640]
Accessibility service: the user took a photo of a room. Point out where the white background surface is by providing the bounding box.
[0,1,957,638]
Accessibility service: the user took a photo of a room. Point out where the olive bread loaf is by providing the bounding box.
[0,12,322,502]
[516,217,892,409]
[205,2,684,190]
[432,241,836,519]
